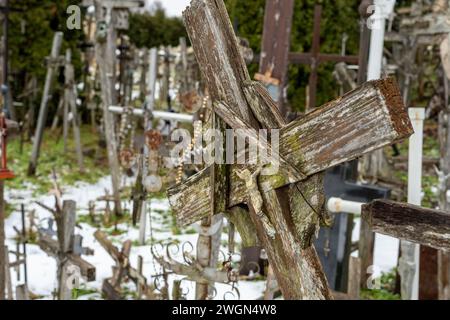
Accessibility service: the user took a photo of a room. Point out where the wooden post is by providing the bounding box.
[161,47,170,108]
[137,48,158,245]
[15,284,29,300]
[63,51,70,153]
[93,0,144,216]
[362,200,450,251]
[65,49,85,172]
[347,257,361,299]
[94,1,121,214]
[28,32,63,176]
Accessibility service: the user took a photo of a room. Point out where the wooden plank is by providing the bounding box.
[167,167,212,226]
[94,230,121,261]
[183,0,256,126]
[68,254,96,281]
[347,257,361,299]
[168,78,413,225]
[57,200,76,253]
[279,78,413,175]
[195,112,227,300]
[28,32,63,176]
[362,200,450,250]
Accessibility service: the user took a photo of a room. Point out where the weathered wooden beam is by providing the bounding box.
[94,0,122,215]
[362,200,450,250]
[68,254,96,281]
[279,78,413,174]
[169,78,413,226]
[94,230,121,261]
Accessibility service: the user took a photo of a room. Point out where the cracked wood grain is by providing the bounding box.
[362,200,450,250]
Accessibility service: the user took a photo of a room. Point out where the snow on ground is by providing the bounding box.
[4,176,265,300]
[4,175,400,300]
[352,218,399,277]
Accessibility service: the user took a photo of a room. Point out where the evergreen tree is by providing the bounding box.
[225,0,361,111]
[127,2,187,49]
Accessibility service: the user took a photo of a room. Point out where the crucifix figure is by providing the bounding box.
[167,0,413,299]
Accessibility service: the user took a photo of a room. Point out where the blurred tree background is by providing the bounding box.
[225,0,361,111]
[128,2,187,48]
[5,0,84,122]
[2,0,415,119]
[2,0,186,124]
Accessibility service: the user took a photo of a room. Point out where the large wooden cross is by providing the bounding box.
[167,0,413,300]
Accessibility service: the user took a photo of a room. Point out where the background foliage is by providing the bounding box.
[225,0,361,111]
[128,2,187,48]
[6,0,84,121]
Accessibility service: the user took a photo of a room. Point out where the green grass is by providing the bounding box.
[72,285,99,299]
[361,269,401,300]
[8,125,109,195]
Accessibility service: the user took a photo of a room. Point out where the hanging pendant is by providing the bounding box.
[145,129,163,151]
[119,148,136,169]
[180,91,201,113]
[143,174,162,193]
